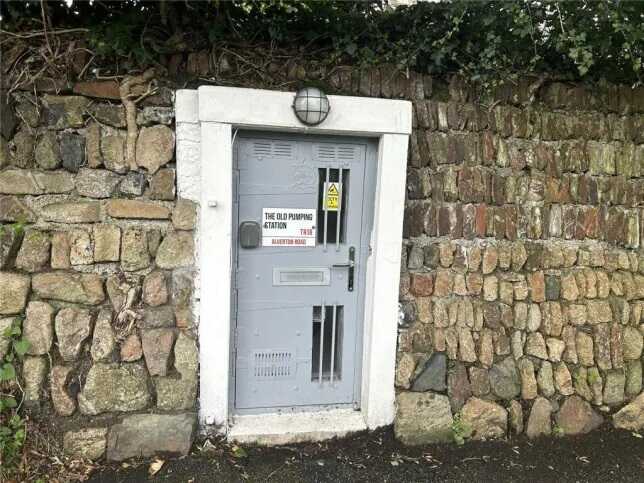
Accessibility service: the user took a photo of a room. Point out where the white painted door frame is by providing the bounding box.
[175,86,411,440]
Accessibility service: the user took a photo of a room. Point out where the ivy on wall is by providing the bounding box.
[2,1,642,87]
[0,222,30,477]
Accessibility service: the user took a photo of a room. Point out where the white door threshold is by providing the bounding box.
[227,408,367,446]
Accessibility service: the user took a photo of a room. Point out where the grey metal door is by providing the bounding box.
[233,132,376,411]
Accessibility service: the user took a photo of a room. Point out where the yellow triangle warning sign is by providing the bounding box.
[325,182,341,211]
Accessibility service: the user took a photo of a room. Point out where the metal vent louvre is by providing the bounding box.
[316,144,358,162]
[253,141,271,156]
[318,145,336,159]
[273,142,293,157]
[253,350,294,379]
[252,141,294,159]
[337,146,357,160]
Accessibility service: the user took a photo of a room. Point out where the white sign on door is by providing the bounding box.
[262,208,317,247]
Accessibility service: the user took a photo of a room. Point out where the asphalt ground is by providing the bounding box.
[87,425,644,483]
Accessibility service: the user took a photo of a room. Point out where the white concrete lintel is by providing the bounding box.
[197,86,412,136]
[175,89,199,125]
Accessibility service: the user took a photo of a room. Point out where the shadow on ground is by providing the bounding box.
[89,425,643,483]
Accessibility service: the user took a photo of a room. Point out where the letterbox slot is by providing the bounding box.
[272,267,331,286]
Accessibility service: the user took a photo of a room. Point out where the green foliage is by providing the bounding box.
[0,317,30,475]
[231,444,248,459]
[0,219,25,239]
[587,369,600,385]
[0,415,26,469]
[451,413,472,446]
[2,1,642,85]
[552,423,565,438]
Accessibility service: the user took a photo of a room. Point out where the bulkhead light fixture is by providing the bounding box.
[292,87,330,126]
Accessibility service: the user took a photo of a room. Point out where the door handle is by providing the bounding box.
[331,261,354,268]
[331,246,355,292]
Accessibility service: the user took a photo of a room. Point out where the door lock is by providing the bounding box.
[331,246,355,292]
[239,221,261,249]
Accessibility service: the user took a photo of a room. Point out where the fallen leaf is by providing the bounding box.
[148,458,165,476]
[201,439,219,453]
[632,432,642,438]
[232,445,248,459]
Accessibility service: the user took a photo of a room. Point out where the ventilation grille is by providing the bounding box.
[253,350,294,379]
[316,144,358,162]
[252,141,294,159]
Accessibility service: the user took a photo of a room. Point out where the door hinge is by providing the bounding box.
[231,327,238,378]
[233,171,241,202]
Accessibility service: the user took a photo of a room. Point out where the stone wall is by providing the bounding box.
[0,89,198,460]
[396,77,644,443]
[1,56,643,458]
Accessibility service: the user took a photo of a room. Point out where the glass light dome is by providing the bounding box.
[292,87,330,126]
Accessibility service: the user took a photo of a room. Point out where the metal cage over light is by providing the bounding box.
[292,87,330,126]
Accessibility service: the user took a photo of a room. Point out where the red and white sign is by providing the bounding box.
[262,208,317,247]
